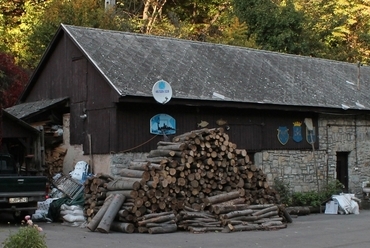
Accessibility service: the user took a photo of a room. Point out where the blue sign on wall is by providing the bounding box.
[277,126,289,145]
[150,114,176,135]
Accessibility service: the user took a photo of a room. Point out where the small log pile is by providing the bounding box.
[45,145,67,179]
[83,173,115,221]
[137,211,177,234]
[220,204,286,232]
[84,128,288,234]
[178,207,223,233]
[86,193,135,233]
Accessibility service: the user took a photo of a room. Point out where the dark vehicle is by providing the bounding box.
[0,153,48,220]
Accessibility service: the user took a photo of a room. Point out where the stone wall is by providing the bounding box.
[255,114,370,197]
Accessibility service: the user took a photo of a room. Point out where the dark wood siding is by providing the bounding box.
[72,57,87,103]
[26,35,73,101]
[3,118,37,138]
[115,103,318,153]
[21,32,318,155]
[70,103,86,145]
[85,108,113,154]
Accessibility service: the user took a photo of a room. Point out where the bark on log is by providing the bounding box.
[211,204,250,215]
[279,205,293,223]
[146,220,176,228]
[203,190,241,206]
[148,223,178,234]
[222,224,261,233]
[220,209,254,220]
[285,206,310,216]
[106,178,141,191]
[180,211,215,219]
[157,143,187,151]
[138,213,176,226]
[119,169,150,179]
[252,205,278,216]
[87,195,114,232]
[95,173,114,181]
[147,149,183,158]
[189,227,224,233]
[139,211,174,221]
[110,221,135,233]
[97,194,126,233]
[128,161,150,171]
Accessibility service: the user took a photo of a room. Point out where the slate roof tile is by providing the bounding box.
[53,25,370,110]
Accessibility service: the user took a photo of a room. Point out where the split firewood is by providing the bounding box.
[84,128,283,234]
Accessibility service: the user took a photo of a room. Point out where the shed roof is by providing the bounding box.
[6,97,69,119]
[26,24,370,111]
[2,110,40,135]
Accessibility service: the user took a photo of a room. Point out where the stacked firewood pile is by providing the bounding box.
[83,173,115,222]
[83,128,288,234]
[45,145,67,179]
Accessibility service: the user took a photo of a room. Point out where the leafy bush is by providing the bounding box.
[2,216,47,248]
[274,178,345,207]
[273,177,292,206]
[291,191,323,207]
[291,179,345,207]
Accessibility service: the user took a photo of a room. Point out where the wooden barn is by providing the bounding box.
[6,24,370,195]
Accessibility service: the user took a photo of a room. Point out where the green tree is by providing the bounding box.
[233,0,314,54]
[300,0,370,64]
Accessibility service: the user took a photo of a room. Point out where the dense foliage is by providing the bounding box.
[274,178,345,207]
[0,52,29,108]
[1,0,370,106]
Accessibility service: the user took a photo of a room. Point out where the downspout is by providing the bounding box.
[326,124,329,186]
[355,116,358,192]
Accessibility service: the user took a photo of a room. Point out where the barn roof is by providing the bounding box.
[25,24,370,111]
[6,97,69,120]
[2,110,40,135]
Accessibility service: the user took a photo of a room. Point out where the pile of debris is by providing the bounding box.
[83,128,289,234]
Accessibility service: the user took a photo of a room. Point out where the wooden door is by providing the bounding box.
[336,152,349,192]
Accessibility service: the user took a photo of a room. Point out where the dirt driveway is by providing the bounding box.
[1,210,370,248]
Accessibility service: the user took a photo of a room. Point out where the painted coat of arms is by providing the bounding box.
[292,121,303,143]
[277,126,289,145]
[306,127,316,144]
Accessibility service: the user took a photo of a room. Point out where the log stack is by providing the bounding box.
[84,127,287,234]
[137,212,177,234]
[83,173,114,221]
[45,145,67,179]
[128,127,279,213]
